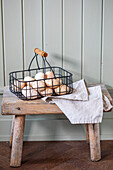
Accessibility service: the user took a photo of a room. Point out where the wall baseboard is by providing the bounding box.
[1,134,113,141]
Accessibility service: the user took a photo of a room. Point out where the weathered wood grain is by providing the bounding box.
[1,87,62,115]
[10,115,25,167]
[2,85,112,115]
[88,123,101,161]
[3,84,108,167]
[85,124,89,143]
[34,48,48,57]
[9,115,15,147]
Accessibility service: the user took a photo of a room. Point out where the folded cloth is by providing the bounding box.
[42,79,112,124]
[103,95,113,112]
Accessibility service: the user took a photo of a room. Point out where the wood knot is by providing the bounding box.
[16,107,21,110]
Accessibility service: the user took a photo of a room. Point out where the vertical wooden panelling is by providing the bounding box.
[82,0,102,83]
[23,0,42,69]
[3,0,23,85]
[63,0,82,81]
[1,0,113,142]
[102,0,113,88]
[0,0,4,91]
[43,0,62,66]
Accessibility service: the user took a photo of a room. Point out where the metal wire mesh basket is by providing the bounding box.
[9,48,73,100]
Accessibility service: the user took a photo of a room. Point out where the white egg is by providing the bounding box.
[22,86,38,99]
[45,71,54,79]
[40,88,53,96]
[24,76,35,86]
[54,85,69,95]
[35,72,47,80]
[13,79,26,91]
[45,78,62,89]
[31,80,45,91]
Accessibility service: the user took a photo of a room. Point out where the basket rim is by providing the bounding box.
[9,66,73,76]
[10,76,72,82]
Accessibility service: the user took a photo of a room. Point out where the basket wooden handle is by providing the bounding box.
[34,48,48,57]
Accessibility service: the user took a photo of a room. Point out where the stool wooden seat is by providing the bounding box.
[1,85,112,167]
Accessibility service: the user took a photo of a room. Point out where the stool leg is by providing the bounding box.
[88,123,101,161]
[85,124,89,143]
[10,115,25,167]
[9,115,15,147]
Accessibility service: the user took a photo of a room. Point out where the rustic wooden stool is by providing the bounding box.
[1,85,112,167]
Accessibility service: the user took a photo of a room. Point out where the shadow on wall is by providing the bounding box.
[24,115,86,141]
[24,114,66,141]
[83,75,113,88]
[63,56,81,81]
[103,84,113,89]
[82,75,100,84]
[24,119,59,141]
[47,53,62,66]
[39,53,113,87]
[49,54,81,82]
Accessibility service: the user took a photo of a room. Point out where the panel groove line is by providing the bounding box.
[81,0,83,79]
[42,0,44,51]
[62,0,63,68]
[3,0,23,85]
[0,0,5,89]
[102,0,113,88]
[43,0,62,67]
[82,0,102,83]
[63,0,82,81]
[100,0,104,83]
[23,0,42,70]
[21,0,25,70]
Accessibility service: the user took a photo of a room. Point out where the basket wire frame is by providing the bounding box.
[9,52,73,100]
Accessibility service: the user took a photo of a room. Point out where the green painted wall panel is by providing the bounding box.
[0,0,4,92]
[63,0,82,81]
[0,0,113,141]
[102,0,113,87]
[23,0,42,69]
[3,0,23,85]
[82,0,102,83]
[43,0,62,67]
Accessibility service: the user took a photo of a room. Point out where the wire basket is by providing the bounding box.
[9,48,73,100]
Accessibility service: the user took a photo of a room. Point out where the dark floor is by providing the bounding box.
[0,141,113,170]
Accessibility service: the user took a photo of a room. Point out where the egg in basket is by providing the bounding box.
[9,48,73,100]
